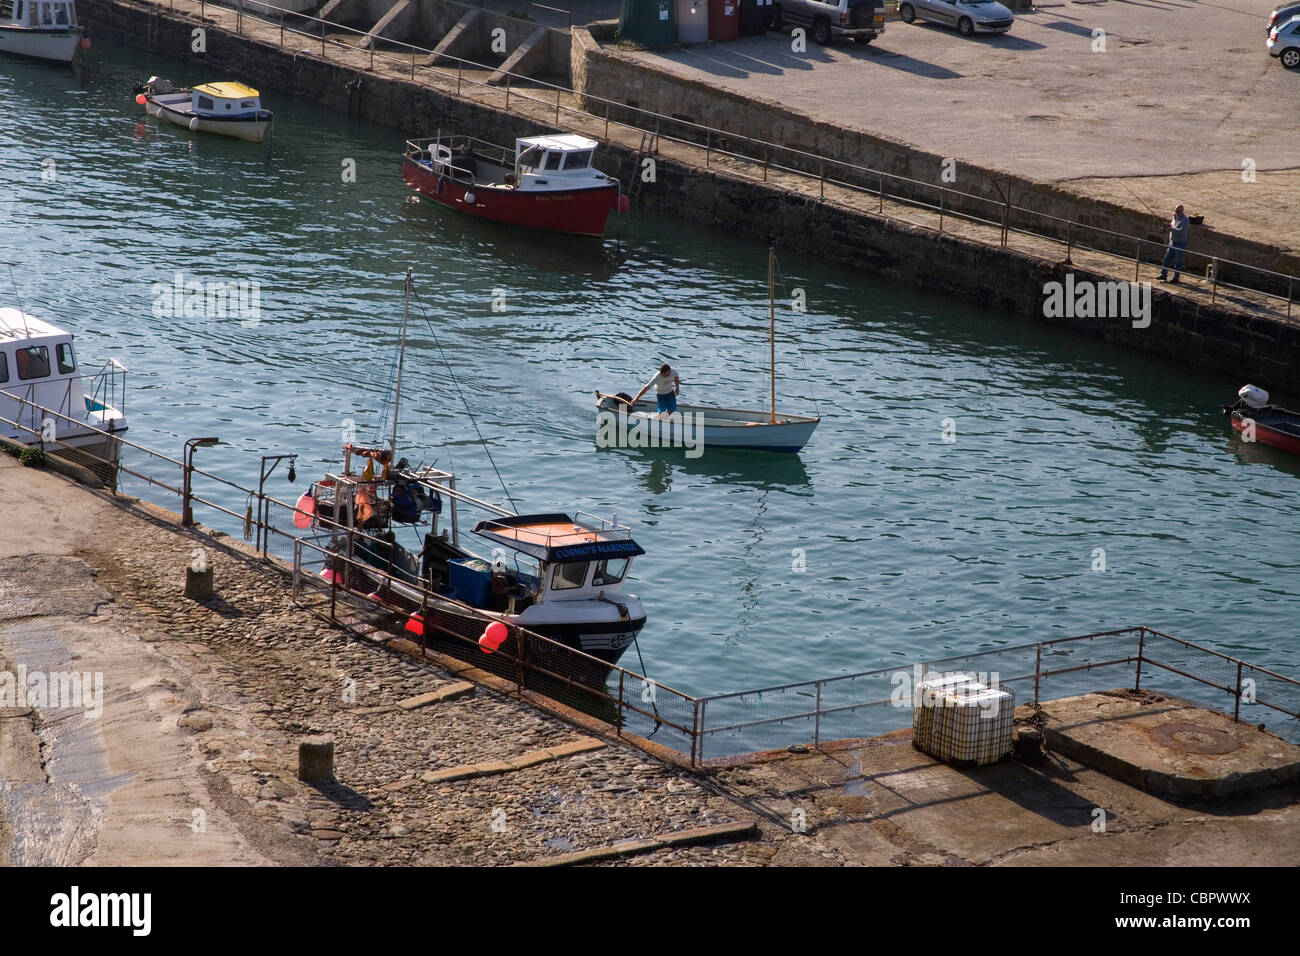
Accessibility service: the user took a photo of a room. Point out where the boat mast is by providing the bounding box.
[391,267,413,460]
[768,246,776,424]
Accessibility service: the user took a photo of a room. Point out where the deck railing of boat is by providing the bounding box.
[0,368,125,433]
[171,0,1300,315]
[4,387,1299,765]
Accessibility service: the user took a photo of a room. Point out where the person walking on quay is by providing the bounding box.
[632,362,681,413]
[1158,204,1191,284]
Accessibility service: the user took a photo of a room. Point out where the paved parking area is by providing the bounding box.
[618,0,1298,249]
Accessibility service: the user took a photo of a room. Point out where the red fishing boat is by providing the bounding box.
[402,132,628,237]
[1223,384,1300,456]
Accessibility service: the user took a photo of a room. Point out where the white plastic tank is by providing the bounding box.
[912,672,1014,766]
[676,0,709,42]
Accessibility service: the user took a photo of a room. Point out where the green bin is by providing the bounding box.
[619,0,677,46]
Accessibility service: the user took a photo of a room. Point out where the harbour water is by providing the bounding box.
[3,42,1299,697]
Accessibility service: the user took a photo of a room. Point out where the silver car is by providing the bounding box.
[898,0,1014,35]
[1267,1,1300,35]
[1268,13,1300,66]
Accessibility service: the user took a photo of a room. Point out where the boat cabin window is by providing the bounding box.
[0,1,12,20]
[0,353,8,384]
[517,145,543,171]
[592,558,628,586]
[241,100,256,110]
[56,342,75,374]
[15,345,50,381]
[14,1,22,22]
[562,150,593,170]
[551,562,589,590]
[543,151,563,171]
[197,95,215,111]
[40,2,52,25]
[54,3,66,23]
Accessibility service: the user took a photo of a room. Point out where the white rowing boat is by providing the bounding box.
[596,247,820,455]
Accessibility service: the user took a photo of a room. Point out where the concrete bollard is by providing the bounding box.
[1012,726,1044,762]
[184,566,214,600]
[298,737,335,783]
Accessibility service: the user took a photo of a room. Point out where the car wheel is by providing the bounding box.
[1283,47,1300,68]
[812,17,832,44]
[958,16,974,35]
[899,2,916,22]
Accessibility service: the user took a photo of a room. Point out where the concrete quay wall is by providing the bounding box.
[83,0,1300,390]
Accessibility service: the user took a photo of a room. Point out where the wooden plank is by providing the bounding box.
[513,821,759,867]
[420,736,604,784]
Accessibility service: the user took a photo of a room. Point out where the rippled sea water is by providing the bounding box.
[3,42,1298,696]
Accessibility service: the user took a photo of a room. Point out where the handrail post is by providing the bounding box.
[370,40,374,72]
[411,44,416,78]
[1001,201,1009,247]
[819,158,824,200]
[604,102,610,139]
[1233,660,1243,722]
[1065,221,1073,264]
[939,189,944,232]
[813,680,822,751]
[616,670,625,737]
[457,60,462,94]
[280,11,284,46]
[1135,238,1141,281]
[236,0,242,34]
[1135,627,1145,691]
[1211,257,1219,303]
[1290,276,1294,319]
[555,85,561,123]
[1033,642,1042,706]
[321,17,326,57]
[763,145,768,183]
[505,73,511,108]
[878,172,883,213]
[705,129,710,168]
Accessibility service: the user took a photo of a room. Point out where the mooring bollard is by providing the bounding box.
[298,737,335,783]
[184,565,214,600]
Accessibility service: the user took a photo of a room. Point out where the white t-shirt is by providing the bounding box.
[651,372,676,394]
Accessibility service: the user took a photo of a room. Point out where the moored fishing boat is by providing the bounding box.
[0,0,88,64]
[134,77,273,143]
[300,270,648,683]
[0,306,127,471]
[596,247,821,455]
[403,131,629,236]
[1223,384,1300,456]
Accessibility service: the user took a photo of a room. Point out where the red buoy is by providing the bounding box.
[479,620,508,654]
[617,195,631,214]
[80,37,92,50]
[135,93,147,106]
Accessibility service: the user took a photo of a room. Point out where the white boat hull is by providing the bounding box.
[0,26,82,63]
[597,396,819,454]
[146,97,271,143]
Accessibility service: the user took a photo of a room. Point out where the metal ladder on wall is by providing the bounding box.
[626,131,658,203]
[146,10,160,52]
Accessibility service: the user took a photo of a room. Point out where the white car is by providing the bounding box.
[899,0,1014,35]
[1268,14,1300,67]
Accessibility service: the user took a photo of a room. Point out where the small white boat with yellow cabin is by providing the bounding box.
[134,77,273,143]
[0,0,89,64]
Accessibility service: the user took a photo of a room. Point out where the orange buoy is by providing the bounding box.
[135,93,147,106]
[80,37,91,50]
[479,620,508,654]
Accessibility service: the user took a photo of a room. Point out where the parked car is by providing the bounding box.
[1268,13,1300,66]
[771,0,887,45]
[1267,1,1300,34]
[898,0,1014,35]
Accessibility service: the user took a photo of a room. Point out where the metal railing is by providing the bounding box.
[154,0,1300,316]
[4,389,1299,766]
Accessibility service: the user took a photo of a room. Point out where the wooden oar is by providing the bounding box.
[594,390,638,409]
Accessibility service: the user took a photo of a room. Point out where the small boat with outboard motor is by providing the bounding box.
[134,77,273,143]
[1223,384,1300,456]
[297,269,648,683]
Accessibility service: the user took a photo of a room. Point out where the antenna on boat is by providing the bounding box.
[5,264,31,337]
[391,266,413,461]
[768,246,776,425]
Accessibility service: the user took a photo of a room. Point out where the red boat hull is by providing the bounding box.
[1230,411,1300,456]
[403,156,618,237]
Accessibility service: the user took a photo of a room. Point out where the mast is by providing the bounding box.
[391,267,413,459]
[768,246,776,424]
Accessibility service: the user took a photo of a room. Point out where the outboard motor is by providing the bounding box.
[1239,384,1269,410]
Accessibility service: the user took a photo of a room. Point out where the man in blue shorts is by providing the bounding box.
[632,363,681,413]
